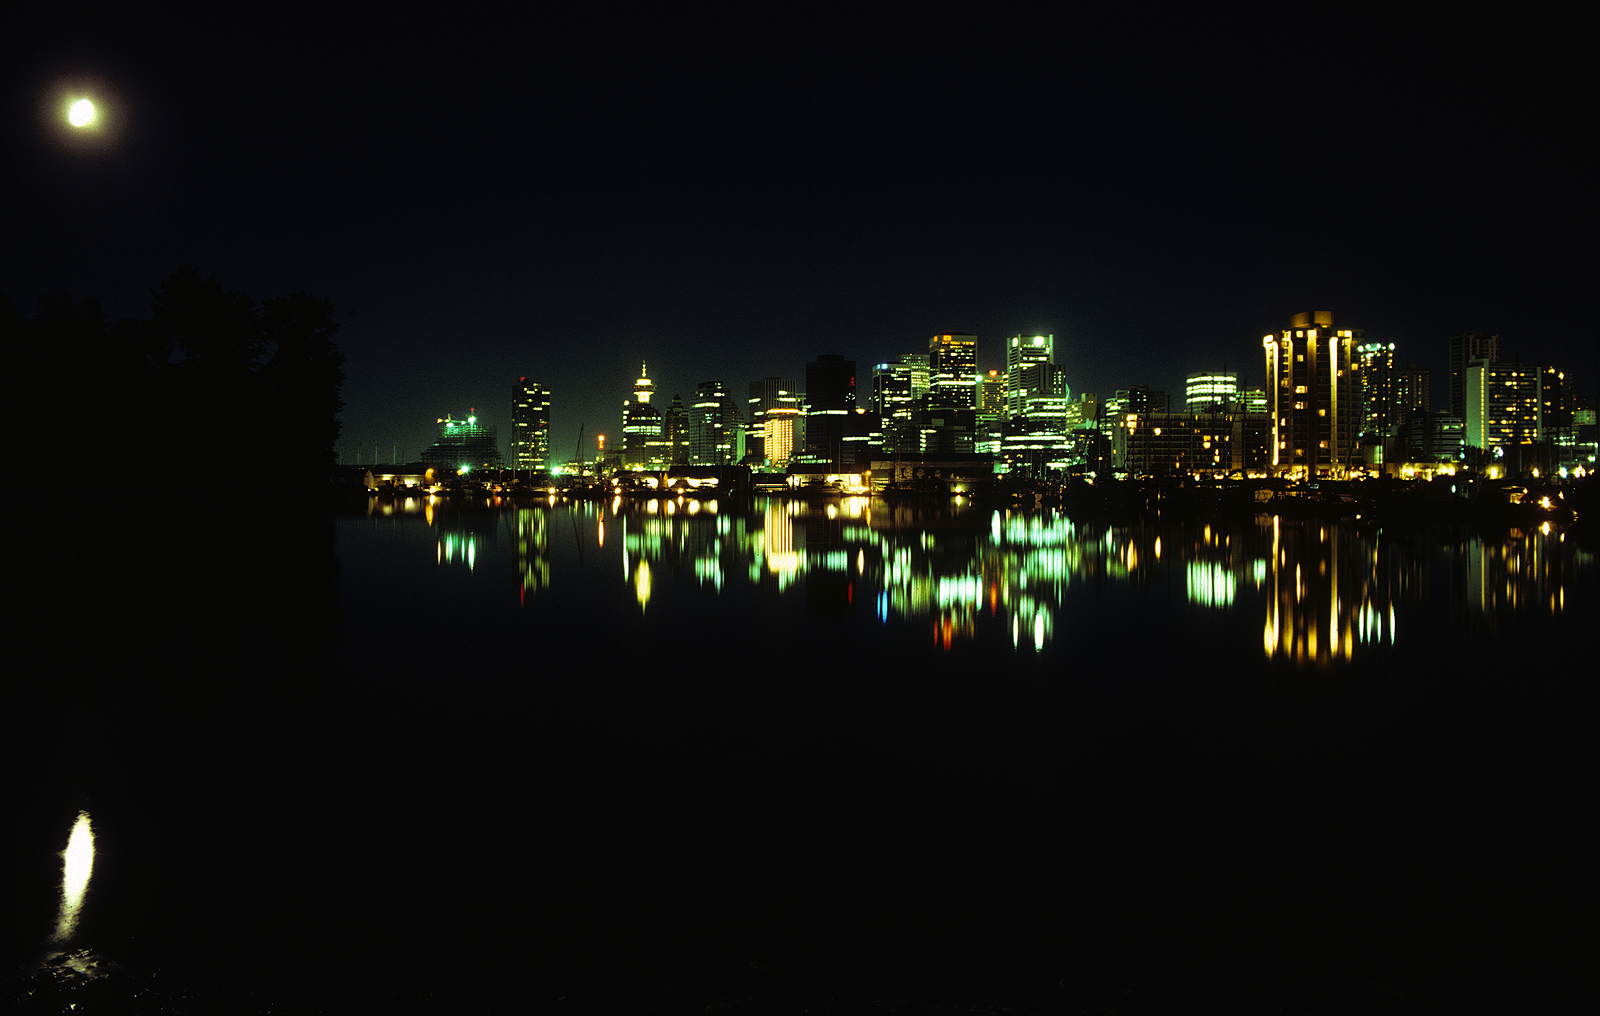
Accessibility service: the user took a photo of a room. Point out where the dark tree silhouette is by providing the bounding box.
[9,268,346,492]
[261,291,345,471]
[13,270,349,696]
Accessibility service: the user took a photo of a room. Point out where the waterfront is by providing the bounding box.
[6,497,1593,1013]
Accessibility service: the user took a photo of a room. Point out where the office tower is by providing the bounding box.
[1464,362,1541,451]
[622,363,664,467]
[1186,371,1239,413]
[1539,365,1575,456]
[690,381,739,465]
[1104,386,1167,420]
[979,369,1005,417]
[1262,311,1359,477]
[1013,362,1069,416]
[1352,342,1396,437]
[1062,393,1100,431]
[1005,334,1053,418]
[423,413,502,471]
[1448,333,1498,418]
[1394,364,1430,428]
[805,354,856,463]
[928,333,977,410]
[763,405,799,466]
[511,379,551,474]
[748,377,801,466]
[664,394,690,465]
[870,353,929,453]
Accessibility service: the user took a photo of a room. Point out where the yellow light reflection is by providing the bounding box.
[52,811,95,944]
[635,559,652,610]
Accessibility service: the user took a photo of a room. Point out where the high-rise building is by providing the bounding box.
[1448,333,1498,418]
[622,363,664,467]
[928,333,977,410]
[1394,365,1430,429]
[748,377,802,466]
[1262,311,1360,477]
[664,394,690,465]
[690,381,739,465]
[511,379,551,475]
[1186,371,1239,413]
[1005,334,1052,418]
[805,354,856,463]
[1464,361,1541,451]
[979,369,1005,417]
[1102,386,1167,426]
[1012,362,1069,418]
[870,353,929,453]
[1352,342,1396,438]
[1538,365,1576,459]
[1062,393,1100,432]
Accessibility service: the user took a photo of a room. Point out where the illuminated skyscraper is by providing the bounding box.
[748,377,801,466]
[511,379,551,474]
[1352,342,1396,438]
[1464,361,1541,451]
[664,395,690,465]
[690,381,739,465]
[1185,371,1239,413]
[1448,333,1498,418]
[1005,335,1053,418]
[979,370,1005,417]
[1538,365,1576,459]
[1394,364,1430,428]
[1262,311,1359,477]
[622,363,664,467]
[870,353,929,453]
[928,333,977,410]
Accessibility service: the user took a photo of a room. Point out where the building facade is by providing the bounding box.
[690,381,740,465]
[1448,333,1498,419]
[928,333,977,410]
[1463,361,1541,452]
[511,380,551,474]
[870,353,929,453]
[748,377,802,466]
[1185,371,1239,414]
[805,354,856,464]
[622,364,664,468]
[1262,311,1360,477]
[424,413,502,472]
[1004,334,1052,418]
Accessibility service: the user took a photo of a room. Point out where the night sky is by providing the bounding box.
[6,10,1591,465]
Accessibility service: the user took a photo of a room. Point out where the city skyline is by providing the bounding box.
[6,10,1590,464]
[388,314,1582,472]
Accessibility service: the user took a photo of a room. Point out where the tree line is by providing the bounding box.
[4,265,346,493]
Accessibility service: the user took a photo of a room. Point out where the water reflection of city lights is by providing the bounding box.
[533,498,1588,663]
[635,559,651,610]
[1187,561,1235,607]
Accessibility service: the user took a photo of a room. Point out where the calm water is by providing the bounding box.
[6,496,1593,1011]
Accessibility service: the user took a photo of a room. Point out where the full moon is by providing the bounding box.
[68,98,95,127]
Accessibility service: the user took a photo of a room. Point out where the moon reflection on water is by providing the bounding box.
[51,811,95,944]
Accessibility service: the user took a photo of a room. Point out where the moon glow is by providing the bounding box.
[68,99,96,127]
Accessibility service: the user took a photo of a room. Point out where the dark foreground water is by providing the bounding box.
[6,496,1594,1013]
